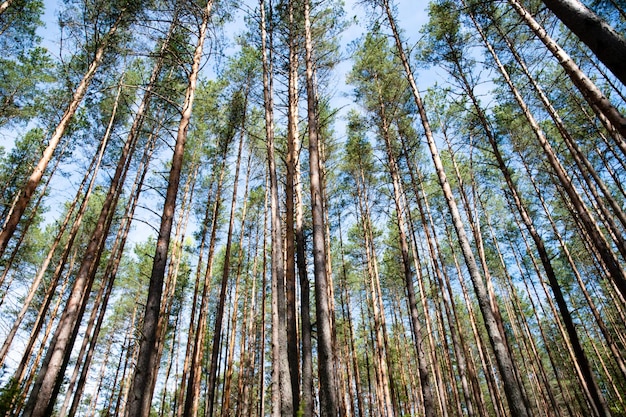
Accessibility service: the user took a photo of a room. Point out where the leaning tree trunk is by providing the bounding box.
[505,0,626,153]
[540,0,626,86]
[182,160,226,417]
[125,2,213,416]
[376,1,531,416]
[0,11,125,258]
[0,108,110,368]
[222,148,253,415]
[374,77,433,416]
[467,10,615,417]
[205,99,246,417]
[488,0,626,310]
[21,59,147,417]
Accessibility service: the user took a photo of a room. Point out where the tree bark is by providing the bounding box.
[0,11,125,258]
[541,0,626,86]
[205,100,247,417]
[259,0,293,415]
[285,0,301,412]
[21,57,146,417]
[487,0,626,305]
[125,2,213,416]
[373,75,433,417]
[303,0,338,414]
[377,1,531,416]
[183,162,226,417]
[506,0,626,153]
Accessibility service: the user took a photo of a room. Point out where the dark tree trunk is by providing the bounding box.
[541,0,626,86]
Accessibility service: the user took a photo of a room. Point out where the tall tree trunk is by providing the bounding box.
[205,104,247,417]
[303,0,338,414]
[488,14,626,246]
[505,0,626,152]
[2,9,171,375]
[400,141,481,416]
[399,143,452,417]
[519,153,614,416]
[374,77,432,416]
[0,11,125,258]
[258,179,270,417]
[21,65,148,417]
[293,71,313,417]
[484,0,626,309]
[540,0,626,86]
[55,76,129,416]
[259,0,293,414]
[449,8,613,416]
[182,160,226,417]
[66,108,161,417]
[235,198,261,417]
[285,0,301,411]
[125,3,213,416]
[225,151,253,417]
[353,164,394,417]
[0,113,108,367]
[337,218,364,417]
[377,1,531,416]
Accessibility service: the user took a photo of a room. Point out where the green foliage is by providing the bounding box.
[0,47,55,127]
[0,378,21,416]
[0,0,44,54]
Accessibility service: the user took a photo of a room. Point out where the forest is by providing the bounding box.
[0,0,625,416]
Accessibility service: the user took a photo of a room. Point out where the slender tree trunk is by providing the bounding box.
[519,154,612,416]
[258,179,270,417]
[303,0,338,414]
[259,0,293,414]
[337,218,364,417]
[206,107,247,417]
[489,16,626,242]
[236,203,261,417]
[486,0,626,305]
[449,9,612,416]
[438,210,507,417]
[378,1,531,416]
[105,307,134,417]
[0,145,60,294]
[125,3,213,416]
[295,83,313,417]
[353,167,394,417]
[0,12,125,258]
[84,336,112,417]
[374,78,432,416]
[540,0,626,86]
[0,128,103,367]
[54,77,127,416]
[285,0,300,411]
[226,153,252,417]
[510,226,578,417]
[399,142,452,417]
[400,143,481,416]
[176,155,220,417]
[66,110,159,417]
[183,157,228,417]
[0,0,13,16]
[21,64,148,417]
[505,0,626,152]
